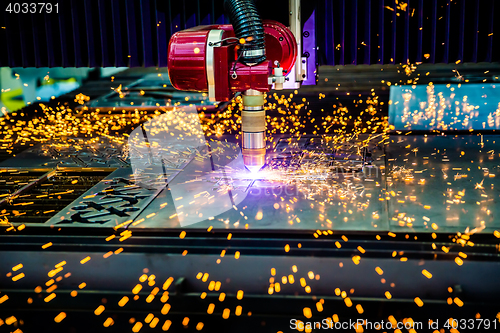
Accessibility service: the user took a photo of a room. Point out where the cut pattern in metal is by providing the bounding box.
[48,169,158,226]
[0,169,110,224]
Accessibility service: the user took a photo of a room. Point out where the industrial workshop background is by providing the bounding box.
[1,0,498,68]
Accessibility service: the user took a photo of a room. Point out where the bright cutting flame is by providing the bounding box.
[246,165,263,174]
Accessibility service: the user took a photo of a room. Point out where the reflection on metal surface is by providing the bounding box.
[389,83,500,131]
[206,30,225,102]
[386,134,500,232]
[126,104,382,229]
[128,106,206,190]
[130,131,381,230]
[242,132,266,148]
[128,106,249,227]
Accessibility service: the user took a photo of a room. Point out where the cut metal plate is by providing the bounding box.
[46,168,158,227]
[0,169,111,224]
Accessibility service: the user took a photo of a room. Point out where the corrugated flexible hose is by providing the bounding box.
[223,0,266,65]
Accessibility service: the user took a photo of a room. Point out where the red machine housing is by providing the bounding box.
[166,26,216,92]
[167,20,297,102]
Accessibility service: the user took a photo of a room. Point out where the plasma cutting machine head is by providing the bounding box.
[167,0,297,173]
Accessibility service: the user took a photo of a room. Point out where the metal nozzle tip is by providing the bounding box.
[242,148,266,174]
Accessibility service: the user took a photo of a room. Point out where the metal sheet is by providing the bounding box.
[386,134,500,233]
[131,134,387,231]
[45,167,159,227]
[389,83,500,131]
[0,136,129,169]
